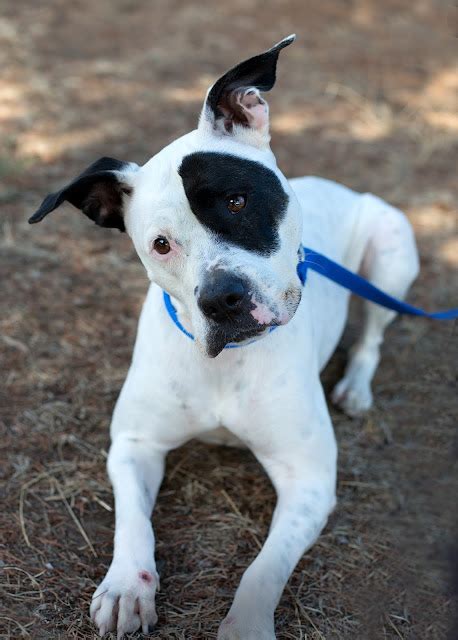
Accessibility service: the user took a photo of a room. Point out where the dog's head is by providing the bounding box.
[30,36,303,357]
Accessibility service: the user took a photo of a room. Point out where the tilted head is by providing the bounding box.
[30,35,303,357]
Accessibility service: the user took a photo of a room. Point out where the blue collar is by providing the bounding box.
[163,244,457,347]
[163,288,278,349]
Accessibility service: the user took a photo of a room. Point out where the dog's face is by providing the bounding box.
[30,36,302,357]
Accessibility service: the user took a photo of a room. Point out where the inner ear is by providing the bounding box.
[82,179,127,231]
[219,88,268,133]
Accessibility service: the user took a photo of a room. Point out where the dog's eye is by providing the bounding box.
[153,236,171,255]
[227,194,246,213]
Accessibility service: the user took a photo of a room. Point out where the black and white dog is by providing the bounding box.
[30,35,419,639]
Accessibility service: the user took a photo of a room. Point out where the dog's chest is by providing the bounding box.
[168,352,259,432]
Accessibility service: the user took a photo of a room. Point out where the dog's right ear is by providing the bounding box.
[28,157,139,232]
[199,35,295,148]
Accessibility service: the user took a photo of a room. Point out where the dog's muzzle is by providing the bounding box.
[196,271,287,357]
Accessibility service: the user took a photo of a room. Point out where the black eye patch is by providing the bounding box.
[178,152,289,255]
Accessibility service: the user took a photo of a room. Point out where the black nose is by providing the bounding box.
[198,274,247,322]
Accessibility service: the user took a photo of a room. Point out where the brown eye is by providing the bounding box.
[153,236,171,255]
[227,194,246,213]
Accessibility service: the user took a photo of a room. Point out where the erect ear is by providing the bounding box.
[28,157,139,232]
[200,34,295,146]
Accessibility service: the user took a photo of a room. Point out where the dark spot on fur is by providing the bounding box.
[118,457,135,466]
[138,570,153,583]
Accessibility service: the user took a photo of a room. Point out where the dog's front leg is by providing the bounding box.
[90,434,165,637]
[218,402,336,639]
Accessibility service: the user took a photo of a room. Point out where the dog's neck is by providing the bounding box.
[168,294,194,336]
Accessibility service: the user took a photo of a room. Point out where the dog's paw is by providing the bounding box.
[331,373,373,417]
[217,615,276,640]
[90,563,159,638]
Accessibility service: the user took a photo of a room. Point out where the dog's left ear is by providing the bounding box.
[28,157,139,232]
[200,34,295,147]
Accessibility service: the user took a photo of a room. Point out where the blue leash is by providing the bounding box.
[298,247,458,320]
[163,245,457,346]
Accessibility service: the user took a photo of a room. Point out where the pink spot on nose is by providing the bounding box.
[139,570,153,584]
[250,296,276,325]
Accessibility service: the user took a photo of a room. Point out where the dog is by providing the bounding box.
[29,35,420,639]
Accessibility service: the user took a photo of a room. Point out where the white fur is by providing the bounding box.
[90,81,419,638]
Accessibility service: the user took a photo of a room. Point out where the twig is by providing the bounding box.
[0,616,31,637]
[19,471,54,549]
[221,489,262,550]
[53,479,97,557]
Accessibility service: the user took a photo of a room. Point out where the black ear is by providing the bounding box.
[205,34,296,130]
[28,157,139,232]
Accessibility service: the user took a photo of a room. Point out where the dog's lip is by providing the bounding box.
[203,291,302,357]
[227,324,273,343]
[206,323,275,357]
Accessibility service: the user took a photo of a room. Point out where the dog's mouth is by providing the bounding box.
[202,288,302,358]
[205,305,300,358]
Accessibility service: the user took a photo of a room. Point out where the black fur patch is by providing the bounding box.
[178,152,289,255]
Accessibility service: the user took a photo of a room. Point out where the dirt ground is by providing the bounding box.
[1,1,457,638]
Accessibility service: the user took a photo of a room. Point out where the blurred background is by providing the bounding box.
[1,1,457,638]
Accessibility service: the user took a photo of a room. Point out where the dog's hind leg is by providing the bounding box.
[332,195,419,417]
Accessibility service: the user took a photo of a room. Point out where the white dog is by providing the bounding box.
[30,35,419,639]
